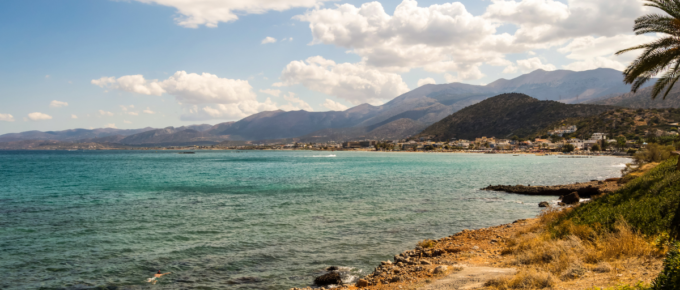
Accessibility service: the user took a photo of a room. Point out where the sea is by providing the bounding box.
[0,150,628,289]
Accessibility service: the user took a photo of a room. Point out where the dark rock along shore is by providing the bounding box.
[481,179,620,198]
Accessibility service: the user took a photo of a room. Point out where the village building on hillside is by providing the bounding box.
[548,125,577,136]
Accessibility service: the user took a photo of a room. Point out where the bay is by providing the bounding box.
[0,150,627,289]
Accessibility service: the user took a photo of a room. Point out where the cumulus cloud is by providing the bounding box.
[322,99,348,111]
[516,57,556,72]
[261,36,277,44]
[0,113,15,122]
[559,34,658,71]
[297,0,507,75]
[27,112,52,121]
[279,92,313,111]
[259,89,281,97]
[120,105,135,111]
[50,100,68,108]
[99,110,114,116]
[293,0,649,79]
[71,114,78,119]
[181,99,279,121]
[124,120,132,124]
[92,75,165,96]
[279,56,409,105]
[132,0,330,28]
[93,71,278,120]
[484,0,648,45]
[143,108,155,114]
[105,123,117,129]
[417,78,436,87]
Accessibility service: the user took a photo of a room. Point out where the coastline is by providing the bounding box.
[292,166,663,290]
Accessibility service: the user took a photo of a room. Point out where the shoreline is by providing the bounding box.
[293,169,657,290]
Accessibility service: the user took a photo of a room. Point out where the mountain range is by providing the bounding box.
[0,68,653,146]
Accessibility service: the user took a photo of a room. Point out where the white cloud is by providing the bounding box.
[559,34,658,71]
[259,89,281,97]
[279,56,410,105]
[132,0,330,28]
[516,57,556,72]
[127,112,139,116]
[417,78,436,87]
[99,110,114,116]
[280,92,313,111]
[484,0,649,45]
[294,0,649,77]
[71,114,78,119]
[105,123,117,129]
[124,120,132,124]
[92,75,165,96]
[0,113,15,122]
[322,99,348,111]
[50,100,68,108]
[93,71,278,120]
[261,36,277,44]
[27,112,52,121]
[120,105,135,111]
[143,108,155,114]
[182,99,279,121]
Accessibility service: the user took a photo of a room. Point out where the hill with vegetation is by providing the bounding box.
[534,108,680,142]
[414,93,616,141]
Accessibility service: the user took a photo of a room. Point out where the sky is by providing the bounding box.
[0,0,658,134]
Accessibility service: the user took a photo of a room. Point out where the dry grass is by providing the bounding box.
[485,269,558,289]
[489,209,666,290]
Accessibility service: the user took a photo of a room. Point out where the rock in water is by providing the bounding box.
[561,192,580,204]
[314,272,342,286]
[326,266,339,271]
[538,201,550,207]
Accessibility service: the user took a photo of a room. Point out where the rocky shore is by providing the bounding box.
[481,178,621,198]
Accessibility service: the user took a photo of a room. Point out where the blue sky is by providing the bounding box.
[0,0,654,134]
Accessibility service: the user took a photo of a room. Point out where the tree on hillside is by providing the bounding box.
[617,0,680,99]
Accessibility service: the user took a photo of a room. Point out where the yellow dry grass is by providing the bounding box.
[486,208,665,289]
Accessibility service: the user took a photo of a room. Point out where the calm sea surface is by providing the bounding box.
[0,150,628,289]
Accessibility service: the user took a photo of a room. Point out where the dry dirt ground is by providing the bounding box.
[297,218,662,290]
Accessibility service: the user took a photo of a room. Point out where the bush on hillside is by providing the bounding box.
[650,243,680,290]
[633,144,676,165]
[557,157,680,236]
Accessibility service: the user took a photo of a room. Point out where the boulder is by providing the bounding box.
[561,192,580,204]
[356,279,369,288]
[326,266,339,271]
[433,265,448,274]
[538,201,550,207]
[421,260,432,265]
[314,272,342,286]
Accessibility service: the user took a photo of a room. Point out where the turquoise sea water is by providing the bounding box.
[0,150,628,289]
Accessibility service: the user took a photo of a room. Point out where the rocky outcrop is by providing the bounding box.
[481,180,620,198]
[561,192,580,204]
[538,201,550,208]
[314,271,342,286]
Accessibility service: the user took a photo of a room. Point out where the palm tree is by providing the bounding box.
[617,0,680,99]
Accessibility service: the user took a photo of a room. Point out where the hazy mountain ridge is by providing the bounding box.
[589,84,680,109]
[0,68,644,146]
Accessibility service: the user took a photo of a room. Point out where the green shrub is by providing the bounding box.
[650,243,680,290]
[555,157,680,236]
[633,144,675,165]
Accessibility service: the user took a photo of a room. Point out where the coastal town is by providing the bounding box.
[144,123,678,155]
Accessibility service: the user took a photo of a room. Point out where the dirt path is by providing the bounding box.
[419,266,516,290]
